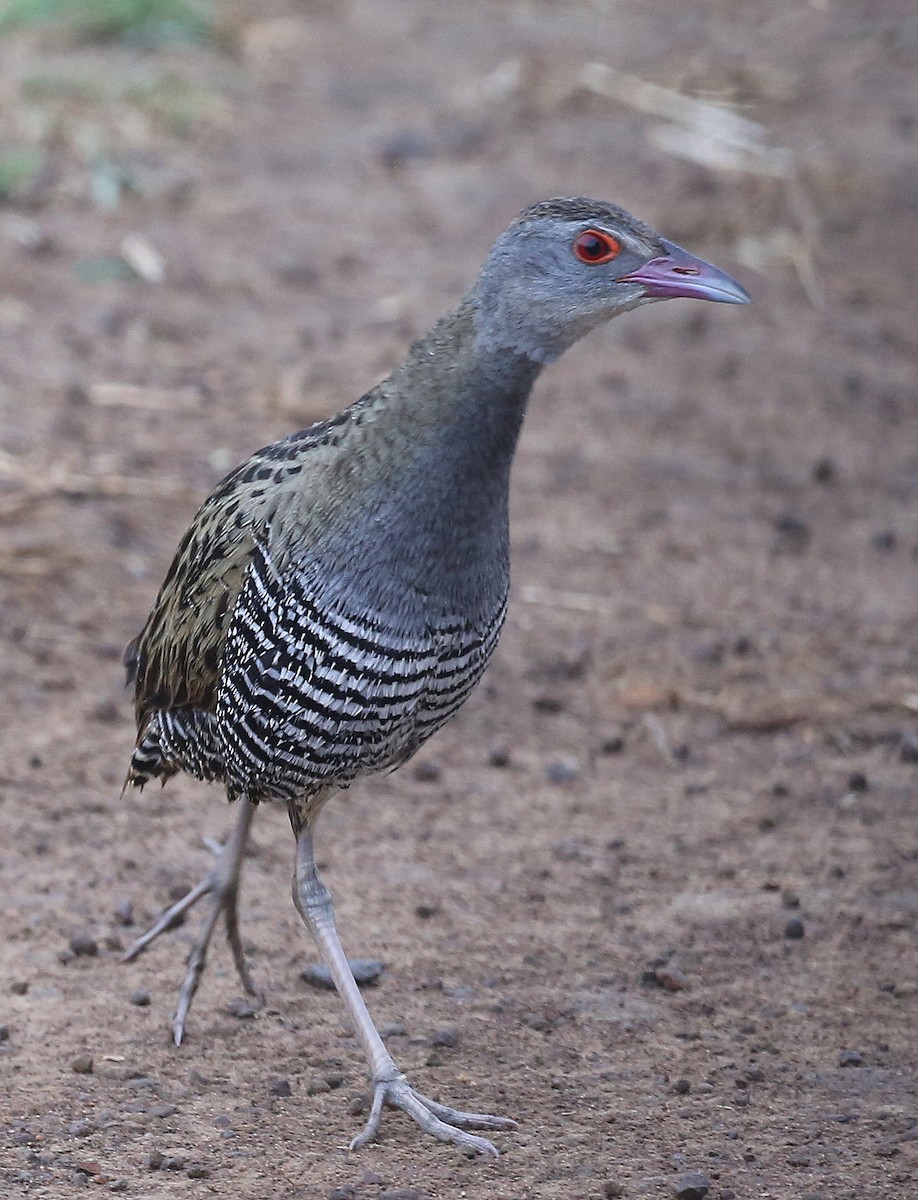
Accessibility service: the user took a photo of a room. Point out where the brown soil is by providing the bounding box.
[1,2,917,1197]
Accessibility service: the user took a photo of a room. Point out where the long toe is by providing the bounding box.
[121,875,212,963]
[351,1075,512,1156]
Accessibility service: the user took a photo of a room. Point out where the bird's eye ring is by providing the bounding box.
[573,229,621,265]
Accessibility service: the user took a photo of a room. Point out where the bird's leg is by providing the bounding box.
[123,798,260,1044]
[292,824,514,1155]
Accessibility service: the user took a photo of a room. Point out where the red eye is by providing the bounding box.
[573,229,621,264]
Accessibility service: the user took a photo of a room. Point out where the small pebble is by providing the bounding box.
[69,934,98,958]
[151,1104,177,1118]
[0,1025,10,1043]
[600,733,625,754]
[303,959,384,990]
[429,1026,460,1049]
[147,1151,164,1171]
[269,1078,292,1097]
[871,529,897,551]
[604,1184,626,1199]
[413,760,441,783]
[787,1149,811,1167]
[545,756,581,785]
[719,1192,736,1200]
[838,1049,863,1067]
[361,1171,386,1186]
[675,1172,710,1200]
[847,771,868,792]
[415,903,439,919]
[307,1077,331,1095]
[10,981,28,996]
[781,889,801,909]
[784,917,805,940]
[328,1187,357,1200]
[655,962,688,992]
[71,1055,94,1074]
[487,746,510,768]
[225,997,259,1019]
[130,990,151,1007]
[186,1165,210,1179]
[673,1079,691,1095]
[812,457,835,484]
[109,1180,128,1193]
[379,1190,422,1200]
[900,732,918,764]
[772,514,810,554]
[113,901,134,926]
[68,1119,94,1137]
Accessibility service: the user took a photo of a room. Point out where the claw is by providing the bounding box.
[350,1073,513,1155]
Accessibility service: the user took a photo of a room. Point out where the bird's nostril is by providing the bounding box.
[672,266,700,276]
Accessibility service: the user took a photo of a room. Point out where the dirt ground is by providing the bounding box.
[1,1,917,1197]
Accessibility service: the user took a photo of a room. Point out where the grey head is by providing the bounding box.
[469,197,749,365]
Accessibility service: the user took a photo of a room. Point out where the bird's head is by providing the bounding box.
[469,197,749,364]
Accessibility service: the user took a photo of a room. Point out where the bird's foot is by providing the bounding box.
[121,805,259,1044]
[351,1070,515,1156]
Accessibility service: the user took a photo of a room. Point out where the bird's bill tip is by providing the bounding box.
[620,238,750,305]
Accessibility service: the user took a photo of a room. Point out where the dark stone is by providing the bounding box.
[787,1149,812,1166]
[303,959,384,990]
[847,771,868,792]
[186,1165,210,1179]
[604,1184,626,1198]
[488,746,510,767]
[69,934,98,958]
[900,732,918,764]
[225,997,259,1019]
[113,901,134,926]
[812,457,835,484]
[413,760,441,782]
[839,1049,864,1067]
[269,1078,292,1097]
[673,1078,691,1094]
[674,1172,710,1199]
[784,917,805,940]
[130,990,151,1007]
[429,1026,460,1048]
[545,757,581,784]
[871,529,897,551]
[415,903,439,919]
[772,514,810,554]
[71,1055,94,1074]
[328,1188,357,1200]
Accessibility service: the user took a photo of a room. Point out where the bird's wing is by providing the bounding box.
[126,411,360,730]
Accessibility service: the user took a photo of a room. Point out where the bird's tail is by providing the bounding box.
[125,708,225,791]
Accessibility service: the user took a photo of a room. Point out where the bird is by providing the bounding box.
[121,196,749,1156]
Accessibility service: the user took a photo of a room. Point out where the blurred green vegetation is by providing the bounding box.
[0,0,213,46]
[0,147,42,202]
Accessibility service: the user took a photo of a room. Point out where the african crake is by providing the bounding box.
[123,197,749,1154]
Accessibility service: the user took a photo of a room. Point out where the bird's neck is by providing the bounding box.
[382,299,543,474]
[321,302,543,613]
